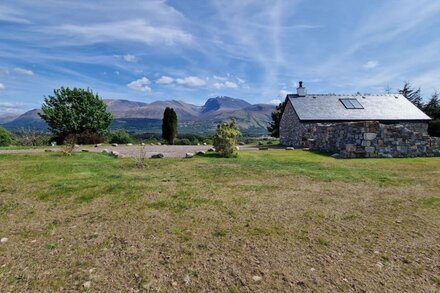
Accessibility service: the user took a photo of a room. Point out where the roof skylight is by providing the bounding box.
[340,98,364,109]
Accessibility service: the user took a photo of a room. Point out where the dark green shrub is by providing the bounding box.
[428,120,440,137]
[174,138,191,145]
[110,129,132,144]
[0,127,14,146]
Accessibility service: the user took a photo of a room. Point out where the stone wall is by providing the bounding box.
[280,101,314,147]
[306,121,440,158]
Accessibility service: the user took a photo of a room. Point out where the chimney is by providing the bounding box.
[297,81,306,96]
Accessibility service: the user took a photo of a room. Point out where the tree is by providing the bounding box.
[423,91,440,120]
[162,107,178,145]
[110,128,132,144]
[0,127,14,146]
[213,120,241,157]
[399,82,423,109]
[267,101,286,138]
[39,87,112,144]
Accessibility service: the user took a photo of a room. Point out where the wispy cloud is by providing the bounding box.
[14,67,34,75]
[363,61,378,70]
[0,83,5,90]
[123,54,138,63]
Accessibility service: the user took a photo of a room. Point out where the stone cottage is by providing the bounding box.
[279,82,440,158]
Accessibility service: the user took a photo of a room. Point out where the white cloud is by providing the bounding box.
[156,76,174,84]
[123,54,138,62]
[363,60,378,70]
[213,81,238,89]
[56,20,192,46]
[0,83,5,90]
[278,90,291,98]
[127,77,151,92]
[14,67,34,76]
[269,99,282,105]
[175,76,206,87]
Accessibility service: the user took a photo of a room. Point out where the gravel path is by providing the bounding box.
[0,145,258,158]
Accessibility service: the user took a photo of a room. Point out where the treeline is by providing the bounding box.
[398,82,440,136]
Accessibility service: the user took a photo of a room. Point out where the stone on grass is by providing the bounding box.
[207,147,216,152]
[111,151,123,158]
[196,151,205,156]
[1,237,8,243]
[95,144,102,147]
[83,281,92,289]
[127,143,133,146]
[112,143,118,147]
[102,149,109,154]
[252,275,262,282]
[285,147,294,150]
[141,143,145,146]
[81,149,90,153]
[151,153,164,159]
[185,153,194,158]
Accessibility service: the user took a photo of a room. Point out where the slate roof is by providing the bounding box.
[287,94,431,121]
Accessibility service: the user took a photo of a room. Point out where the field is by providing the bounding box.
[0,150,439,292]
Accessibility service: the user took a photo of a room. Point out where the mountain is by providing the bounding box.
[2,97,275,135]
[201,96,251,114]
[0,113,20,124]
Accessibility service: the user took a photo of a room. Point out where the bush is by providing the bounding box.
[213,121,241,157]
[174,138,191,145]
[110,129,132,144]
[0,127,14,146]
[428,120,440,137]
[15,129,50,146]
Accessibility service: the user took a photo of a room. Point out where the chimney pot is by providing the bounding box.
[297,81,306,96]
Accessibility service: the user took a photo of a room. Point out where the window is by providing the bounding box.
[340,98,364,109]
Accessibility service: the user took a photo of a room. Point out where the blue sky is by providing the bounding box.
[1,0,440,113]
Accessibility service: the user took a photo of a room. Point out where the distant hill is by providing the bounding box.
[0,113,19,124]
[1,97,275,135]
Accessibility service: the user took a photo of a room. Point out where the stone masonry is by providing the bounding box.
[305,121,440,158]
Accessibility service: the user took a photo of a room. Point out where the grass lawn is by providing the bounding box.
[0,150,439,291]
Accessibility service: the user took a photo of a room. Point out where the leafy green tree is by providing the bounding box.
[399,82,423,109]
[213,120,241,157]
[39,87,112,143]
[162,107,178,145]
[267,101,286,138]
[0,127,14,146]
[109,129,132,144]
[423,91,440,120]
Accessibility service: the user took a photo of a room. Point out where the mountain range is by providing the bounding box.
[1,96,275,135]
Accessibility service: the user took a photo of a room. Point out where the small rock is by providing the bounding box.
[1,237,8,243]
[285,147,294,150]
[331,153,341,159]
[95,144,102,147]
[83,281,91,289]
[102,149,109,154]
[196,151,205,156]
[141,143,145,146]
[127,143,133,146]
[81,149,90,153]
[203,142,207,146]
[183,275,191,285]
[374,250,380,255]
[310,268,315,272]
[252,275,262,282]
[151,153,164,159]
[111,151,123,158]
[207,147,216,152]
[185,153,194,158]
[112,143,118,147]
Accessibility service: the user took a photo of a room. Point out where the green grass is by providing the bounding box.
[0,150,439,292]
